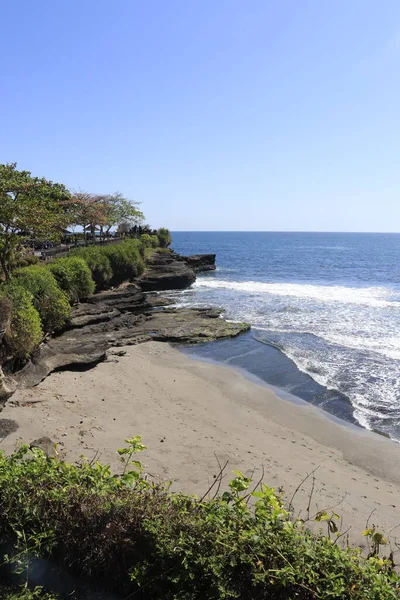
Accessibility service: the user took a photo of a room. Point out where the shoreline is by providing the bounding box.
[180,347,362,432]
[180,329,362,431]
[1,341,400,550]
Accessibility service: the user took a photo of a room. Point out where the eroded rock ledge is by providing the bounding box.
[15,294,249,390]
[139,252,196,291]
[2,251,248,397]
[138,251,216,291]
[183,253,216,273]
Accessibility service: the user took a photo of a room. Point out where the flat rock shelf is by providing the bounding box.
[5,251,248,396]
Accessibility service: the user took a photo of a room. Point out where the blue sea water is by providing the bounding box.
[171,232,400,440]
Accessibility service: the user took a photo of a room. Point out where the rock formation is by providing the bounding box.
[183,254,216,273]
[1,251,250,402]
[14,285,250,390]
[139,252,196,291]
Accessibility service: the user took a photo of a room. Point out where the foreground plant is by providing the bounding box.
[0,439,398,599]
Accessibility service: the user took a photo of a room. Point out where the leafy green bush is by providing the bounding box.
[0,282,43,357]
[47,257,95,302]
[123,237,146,258]
[140,233,159,249]
[69,246,112,291]
[157,227,172,248]
[13,266,70,332]
[13,253,39,270]
[0,440,398,600]
[103,241,145,285]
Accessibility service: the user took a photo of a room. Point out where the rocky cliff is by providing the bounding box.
[139,251,196,291]
[138,251,216,291]
[2,250,249,399]
[183,253,216,273]
[15,285,250,389]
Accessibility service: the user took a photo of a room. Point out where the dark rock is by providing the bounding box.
[0,367,17,405]
[14,283,250,388]
[139,252,196,291]
[0,418,18,439]
[7,249,250,393]
[145,294,175,308]
[30,436,57,457]
[148,308,250,344]
[183,254,216,273]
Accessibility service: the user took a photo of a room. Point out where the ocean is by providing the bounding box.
[170,231,400,441]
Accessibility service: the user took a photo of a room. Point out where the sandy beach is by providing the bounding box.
[2,341,400,551]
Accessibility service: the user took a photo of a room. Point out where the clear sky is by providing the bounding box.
[1,1,400,232]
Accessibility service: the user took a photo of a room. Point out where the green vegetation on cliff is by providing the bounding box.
[157,226,172,248]
[0,162,173,361]
[0,440,398,600]
[0,234,170,363]
[0,283,42,358]
[47,257,95,303]
[0,162,171,282]
[0,163,70,281]
[13,266,71,332]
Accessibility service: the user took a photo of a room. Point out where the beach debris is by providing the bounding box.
[30,436,57,458]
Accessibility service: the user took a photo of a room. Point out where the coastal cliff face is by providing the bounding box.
[139,251,196,291]
[2,250,249,398]
[138,252,216,291]
[183,253,216,273]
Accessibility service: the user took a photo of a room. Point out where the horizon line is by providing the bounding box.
[170,230,400,234]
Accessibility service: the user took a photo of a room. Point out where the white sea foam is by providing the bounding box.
[194,279,399,308]
[177,273,400,438]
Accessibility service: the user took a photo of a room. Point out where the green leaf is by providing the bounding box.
[251,491,265,498]
[315,511,330,522]
[363,528,374,537]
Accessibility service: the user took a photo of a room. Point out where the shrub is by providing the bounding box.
[47,257,95,302]
[140,233,159,249]
[103,241,145,285]
[0,440,398,600]
[70,247,112,291]
[157,227,172,248]
[13,266,70,332]
[123,237,146,259]
[70,242,145,289]
[0,282,43,357]
[13,253,39,270]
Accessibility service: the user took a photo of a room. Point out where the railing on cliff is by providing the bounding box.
[38,236,127,261]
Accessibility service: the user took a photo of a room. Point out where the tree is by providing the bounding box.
[66,192,106,243]
[100,192,144,237]
[0,163,70,280]
[68,191,144,242]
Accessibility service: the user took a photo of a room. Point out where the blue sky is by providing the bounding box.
[1,1,400,231]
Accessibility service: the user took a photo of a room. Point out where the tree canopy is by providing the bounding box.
[0,164,148,279]
[66,191,144,241]
[0,163,70,279]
